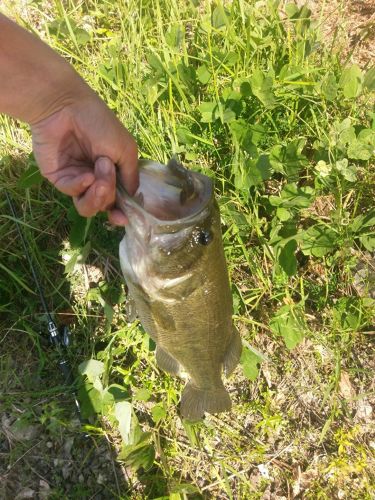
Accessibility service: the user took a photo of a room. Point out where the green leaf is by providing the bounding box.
[363,67,375,91]
[270,140,307,180]
[321,72,338,101]
[107,384,130,402]
[333,297,362,331]
[198,101,217,123]
[300,224,337,257]
[351,209,375,233]
[315,160,332,177]
[240,346,262,381]
[359,234,375,251]
[133,388,151,401]
[279,239,297,276]
[335,159,357,182]
[196,64,211,84]
[78,359,105,383]
[247,155,272,187]
[250,69,276,108]
[17,162,43,189]
[270,305,305,350]
[151,404,167,424]
[276,207,292,221]
[212,5,229,29]
[240,80,252,97]
[115,401,132,444]
[118,443,155,471]
[347,139,373,161]
[269,183,314,209]
[77,379,103,418]
[67,206,92,248]
[339,64,363,98]
[285,3,299,18]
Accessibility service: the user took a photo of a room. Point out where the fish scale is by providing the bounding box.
[116,159,242,419]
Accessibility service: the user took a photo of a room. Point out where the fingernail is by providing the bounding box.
[97,158,112,176]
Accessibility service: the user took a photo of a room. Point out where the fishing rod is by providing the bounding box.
[5,190,85,426]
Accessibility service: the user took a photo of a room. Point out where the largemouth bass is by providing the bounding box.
[116,159,242,419]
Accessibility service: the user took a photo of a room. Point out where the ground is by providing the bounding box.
[0,1,374,499]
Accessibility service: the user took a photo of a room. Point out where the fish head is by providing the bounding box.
[116,159,216,275]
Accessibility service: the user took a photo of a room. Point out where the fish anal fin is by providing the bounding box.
[180,382,231,420]
[155,346,180,375]
[223,327,242,376]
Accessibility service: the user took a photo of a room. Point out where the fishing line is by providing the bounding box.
[4,190,86,430]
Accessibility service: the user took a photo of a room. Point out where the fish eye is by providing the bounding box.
[197,230,212,245]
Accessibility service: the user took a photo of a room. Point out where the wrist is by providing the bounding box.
[27,65,95,126]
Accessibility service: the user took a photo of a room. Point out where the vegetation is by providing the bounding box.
[1,1,374,498]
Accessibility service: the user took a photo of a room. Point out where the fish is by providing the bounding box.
[116,159,242,420]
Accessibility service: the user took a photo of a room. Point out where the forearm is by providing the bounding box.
[0,13,92,124]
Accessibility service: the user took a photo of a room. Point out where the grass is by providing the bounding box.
[0,0,374,498]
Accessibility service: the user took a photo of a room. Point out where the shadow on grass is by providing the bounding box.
[0,155,173,499]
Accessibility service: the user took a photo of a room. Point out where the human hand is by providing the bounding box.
[31,92,138,225]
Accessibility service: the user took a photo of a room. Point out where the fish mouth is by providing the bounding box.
[116,159,213,229]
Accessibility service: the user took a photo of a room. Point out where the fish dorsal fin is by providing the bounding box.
[166,157,195,205]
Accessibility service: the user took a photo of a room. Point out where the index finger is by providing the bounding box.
[117,134,139,195]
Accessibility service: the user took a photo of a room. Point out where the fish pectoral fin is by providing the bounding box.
[180,382,231,420]
[155,346,180,375]
[223,327,242,377]
[125,296,138,323]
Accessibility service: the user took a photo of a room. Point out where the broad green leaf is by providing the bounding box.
[269,183,314,209]
[222,107,237,123]
[315,160,332,177]
[198,101,217,123]
[240,346,262,381]
[247,155,272,186]
[270,304,305,350]
[67,206,92,248]
[363,67,375,91]
[133,388,151,401]
[79,359,105,383]
[64,241,91,274]
[270,140,307,180]
[335,159,357,182]
[250,69,276,108]
[300,225,337,257]
[339,64,363,98]
[151,404,167,423]
[358,129,375,147]
[351,209,375,232]
[115,401,132,444]
[359,234,375,251]
[347,139,373,161]
[279,239,297,276]
[196,64,211,84]
[17,163,43,189]
[212,5,229,29]
[321,72,337,101]
[77,380,103,418]
[119,442,155,471]
[239,80,252,97]
[276,207,292,221]
[285,3,299,18]
[165,24,185,48]
[333,297,362,331]
[107,384,130,402]
[146,52,164,74]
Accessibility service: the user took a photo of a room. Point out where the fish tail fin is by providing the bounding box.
[180,382,231,420]
[223,327,242,376]
[156,346,180,375]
